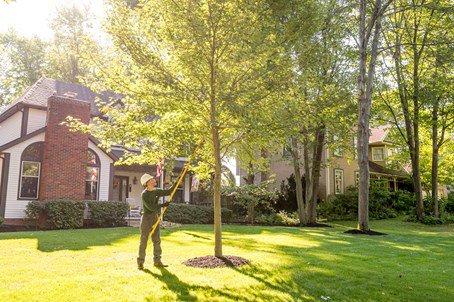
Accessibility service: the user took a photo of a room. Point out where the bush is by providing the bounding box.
[87,201,129,227]
[274,174,304,212]
[318,186,358,221]
[421,215,443,225]
[276,211,299,225]
[164,203,232,224]
[46,200,85,229]
[390,190,415,213]
[444,193,454,214]
[24,201,45,228]
[0,217,3,226]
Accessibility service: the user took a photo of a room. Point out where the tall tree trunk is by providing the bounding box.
[291,137,306,224]
[260,149,269,183]
[246,163,255,224]
[302,133,312,224]
[357,0,384,231]
[211,125,223,257]
[357,0,370,232]
[308,126,325,224]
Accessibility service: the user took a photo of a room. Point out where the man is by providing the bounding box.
[137,173,176,270]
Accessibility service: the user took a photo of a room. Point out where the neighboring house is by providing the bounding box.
[242,126,412,201]
[0,78,197,225]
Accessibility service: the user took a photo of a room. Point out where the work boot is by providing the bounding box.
[154,261,168,267]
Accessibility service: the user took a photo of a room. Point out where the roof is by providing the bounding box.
[1,77,124,117]
[369,160,408,177]
[369,125,390,144]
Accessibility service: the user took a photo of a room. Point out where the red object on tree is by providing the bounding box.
[156,160,163,177]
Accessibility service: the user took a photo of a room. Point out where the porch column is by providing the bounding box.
[0,153,10,218]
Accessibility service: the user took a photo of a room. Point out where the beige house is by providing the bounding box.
[246,126,411,201]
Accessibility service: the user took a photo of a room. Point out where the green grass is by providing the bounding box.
[0,219,452,302]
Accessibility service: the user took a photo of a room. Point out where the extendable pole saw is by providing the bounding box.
[149,137,205,237]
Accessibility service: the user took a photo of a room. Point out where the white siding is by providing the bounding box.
[0,112,22,146]
[27,108,47,134]
[88,141,113,200]
[112,170,144,203]
[3,133,45,219]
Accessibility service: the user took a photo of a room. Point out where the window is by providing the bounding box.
[85,149,100,200]
[334,169,344,194]
[355,171,359,187]
[19,142,44,199]
[372,147,385,161]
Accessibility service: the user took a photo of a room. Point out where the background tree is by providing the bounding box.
[271,0,356,224]
[70,0,287,257]
[0,30,46,106]
[45,4,98,84]
[378,0,453,219]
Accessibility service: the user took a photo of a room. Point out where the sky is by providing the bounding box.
[0,0,105,40]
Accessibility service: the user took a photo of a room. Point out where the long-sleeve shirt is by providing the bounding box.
[141,183,177,215]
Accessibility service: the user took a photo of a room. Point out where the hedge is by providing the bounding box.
[87,200,128,227]
[164,203,232,224]
[46,200,85,229]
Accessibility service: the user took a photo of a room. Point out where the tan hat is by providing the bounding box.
[140,173,154,186]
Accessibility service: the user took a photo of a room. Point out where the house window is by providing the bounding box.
[19,142,44,199]
[334,169,344,194]
[85,149,100,200]
[355,171,359,187]
[372,147,385,161]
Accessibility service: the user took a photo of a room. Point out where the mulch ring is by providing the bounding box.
[344,229,387,236]
[301,223,332,228]
[183,255,250,268]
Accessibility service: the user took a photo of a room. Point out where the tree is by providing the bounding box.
[0,30,46,106]
[356,0,393,231]
[378,0,453,219]
[70,0,286,257]
[45,4,97,84]
[271,0,356,224]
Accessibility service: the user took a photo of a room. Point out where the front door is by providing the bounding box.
[113,176,129,201]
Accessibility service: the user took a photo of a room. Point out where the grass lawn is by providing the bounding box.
[0,219,452,302]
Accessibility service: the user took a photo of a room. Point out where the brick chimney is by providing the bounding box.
[39,95,90,201]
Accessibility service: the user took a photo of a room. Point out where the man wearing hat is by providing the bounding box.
[137,173,176,270]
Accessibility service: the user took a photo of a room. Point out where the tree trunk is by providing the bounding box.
[357,0,370,232]
[246,163,255,224]
[260,149,269,183]
[302,133,312,224]
[291,137,306,224]
[212,126,223,257]
[308,126,325,224]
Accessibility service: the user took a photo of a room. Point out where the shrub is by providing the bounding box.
[444,193,454,214]
[164,203,232,224]
[318,186,358,221]
[274,174,304,212]
[421,215,443,225]
[0,216,3,226]
[46,200,85,229]
[255,213,280,225]
[24,201,45,228]
[223,181,278,223]
[390,190,415,213]
[87,201,129,227]
[276,211,299,225]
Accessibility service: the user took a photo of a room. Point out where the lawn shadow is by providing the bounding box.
[0,227,138,252]
[142,267,266,302]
